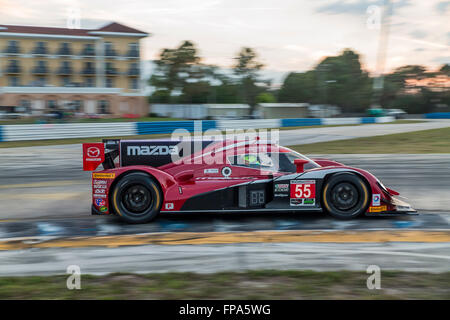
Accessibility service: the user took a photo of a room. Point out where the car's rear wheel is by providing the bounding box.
[322,173,370,219]
[111,172,162,224]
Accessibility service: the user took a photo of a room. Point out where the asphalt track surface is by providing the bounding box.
[0,120,449,275]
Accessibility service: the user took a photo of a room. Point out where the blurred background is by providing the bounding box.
[0,0,448,122]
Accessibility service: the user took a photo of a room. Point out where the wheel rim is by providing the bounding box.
[122,184,153,214]
[330,182,359,211]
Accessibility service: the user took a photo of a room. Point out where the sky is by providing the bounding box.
[0,0,449,79]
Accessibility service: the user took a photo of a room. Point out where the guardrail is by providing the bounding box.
[425,112,450,119]
[0,123,135,142]
[0,116,394,142]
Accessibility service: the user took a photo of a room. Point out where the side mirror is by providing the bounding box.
[293,159,309,173]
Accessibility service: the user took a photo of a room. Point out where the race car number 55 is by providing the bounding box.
[290,180,316,199]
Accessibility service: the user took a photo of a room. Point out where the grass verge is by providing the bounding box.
[278,119,424,131]
[291,127,450,154]
[0,270,448,299]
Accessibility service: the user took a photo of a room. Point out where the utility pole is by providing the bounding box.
[371,0,393,109]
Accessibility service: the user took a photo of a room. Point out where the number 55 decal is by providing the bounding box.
[290,180,316,199]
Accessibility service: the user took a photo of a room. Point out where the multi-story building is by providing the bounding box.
[0,22,149,116]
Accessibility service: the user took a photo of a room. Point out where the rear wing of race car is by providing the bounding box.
[82,139,120,171]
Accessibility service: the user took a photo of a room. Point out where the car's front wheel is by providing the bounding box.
[322,173,370,219]
[111,172,162,224]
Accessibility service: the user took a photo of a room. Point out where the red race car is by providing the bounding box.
[83,138,416,224]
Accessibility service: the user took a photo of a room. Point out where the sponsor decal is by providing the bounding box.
[274,184,289,192]
[94,189,106,194]
[94,194,107,198]
[99,206,108,212]
[290,198,315,206]
[86,147,101,161]
[221,166,232,177]
[369,205,387,213]
[93,173,115,179]
[94,184,107,189]
[165,203,174,210]
[290,198,304,206]
[127,145,178,156]
[204,168,219,174]
[303,198,315,205]
[95,198,106,207]
[274,193,289,197]
[290,180,316,199]
[372,194,381,206]
[93,179,107,185]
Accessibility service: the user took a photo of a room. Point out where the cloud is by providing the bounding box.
[435,1,450,13]
[409,30,428,39]
[432,56,450,64]
[315,0,411,15]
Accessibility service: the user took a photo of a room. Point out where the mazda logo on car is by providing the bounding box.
[87,147,100,158]
[127,145,179,156]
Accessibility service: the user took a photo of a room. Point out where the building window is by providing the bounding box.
[82,43,95,56]
[105,62,117,75]
[106,78,114,88]
[104,42,116,56]
[61,76,71,86]
[7,60,20,73]
[33,41,47,55]
[84,77,94,87]
[47,100,57,110]
[128,62,139,76]
[74,100,83,112]
[9,76,20,87]
[129,78,139,90]
[58,42,72,55]
[37,77,46,86]
[82,61,95,75]
[127,43,139,57]
[98,100,110,114]
[18,100,31,113]
[59,61,72,75]
[6,40,20,54]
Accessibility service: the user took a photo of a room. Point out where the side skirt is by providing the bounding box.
[161,208,323,214]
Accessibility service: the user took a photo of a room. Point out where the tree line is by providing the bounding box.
[149,41,450,114]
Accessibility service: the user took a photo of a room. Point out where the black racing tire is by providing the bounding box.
[111,172,162,224]
[322,172,370,219]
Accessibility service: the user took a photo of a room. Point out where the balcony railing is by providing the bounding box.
[81,48,96,56]
[105,68,119,75]
[6,66,21,74]
[32,48,48,55]
[126,50,139,58]
[57,48,72,55]
[81,68,96,75]
[4,46,21,54]
[127,68,140,76]
[104,49,117,57]
[57,67,73,75]
[32,67,49,74]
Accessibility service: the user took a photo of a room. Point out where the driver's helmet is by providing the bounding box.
[243,154,260,165]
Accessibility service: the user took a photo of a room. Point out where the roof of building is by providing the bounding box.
[95,22,145,34]
[0,22,148,37]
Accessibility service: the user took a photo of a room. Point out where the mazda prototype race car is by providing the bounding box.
[82,139,416,224]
